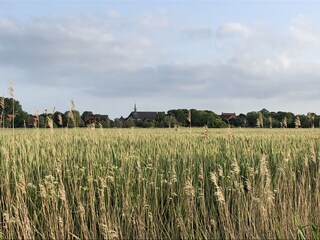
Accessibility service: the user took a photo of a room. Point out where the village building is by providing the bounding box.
[84,114,109,125]
[220,112,237,121]
[28,115,38,128]
[122,104,164,126]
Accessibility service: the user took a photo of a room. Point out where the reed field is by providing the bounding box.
[0,128,319,239]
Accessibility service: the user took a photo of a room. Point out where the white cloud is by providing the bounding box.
[277,54,291,70]
[138,12,170,30]
[289,26,318,44]
[217,22,251,38]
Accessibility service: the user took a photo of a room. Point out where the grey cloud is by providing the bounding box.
[0,15,164,86]
[83,58,320,106]
[1,14,320,116]
[180,27,213,40]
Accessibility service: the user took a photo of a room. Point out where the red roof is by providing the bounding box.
[221,112,237,120]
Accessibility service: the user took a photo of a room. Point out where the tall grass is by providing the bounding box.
[0,128,319,239]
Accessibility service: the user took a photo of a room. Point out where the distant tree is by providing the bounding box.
[81,111,94,123]
[0,97,29,128]
[124,117,135,128]
[314,115,320,128]
[307,112,316,128]
[246,111,259,127]
[38,115,46,128]
[155,112,166,127]
[53,111,64,127]
[109,119,115,128]
[237,113,247,127]
[64,110,81,128]
[15,111,30,128]
[285,112,295,128]
[114,118,123,128]
[167,109,189,126]
[142,119,155,128]
[260,108,270,117]
[190,109,205,127]
[100,118,111,128]
[298,115,309,128]
[275,111,295,128]
[207,114,227,128]
[228,116,241,127]
[164,115,177,128]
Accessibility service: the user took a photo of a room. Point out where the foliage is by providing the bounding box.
[64,110,82,128]
[0,98,29,128]
[1,97,320,129]
[124,117,135,128]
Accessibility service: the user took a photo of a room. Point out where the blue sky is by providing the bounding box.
[0,1,320,118]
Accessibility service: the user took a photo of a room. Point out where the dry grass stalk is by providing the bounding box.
[47,116,53,129]
[1,128,319,239]
[0,96,4,128]
[8,81,14,98]
[184,179,195,197]
[187,110,191,127]
[57,114,63,126]
[203,125,208,136]
[8,81,15,129]
[0,96,4,109]
[210,172,225,204]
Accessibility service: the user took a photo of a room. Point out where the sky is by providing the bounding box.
[0,0,320,119]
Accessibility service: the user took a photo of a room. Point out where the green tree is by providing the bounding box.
[307,112,316,128]
[109,119,115,128]
[53,111,64,127]
[100,118,111,128]
[81,111,94,123]
[246,111,259,127]
[167,109,189,126]
[64,110,81,128]
[142,119,155,128]
[38,115,46,128]
[155,112,166,127]
[124,117,135,128]
[114,118,123,128]
[0,98,28,128]
[164,115,177,128]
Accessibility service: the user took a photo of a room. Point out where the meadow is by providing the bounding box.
[0,128,319,239]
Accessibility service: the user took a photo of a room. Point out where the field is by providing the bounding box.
[0,128,319,239]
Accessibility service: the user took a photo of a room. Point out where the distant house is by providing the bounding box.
[84,114,109,125]
[28,115,38,128]
[123,104,164,126]
[220,112,237,121]
[128,111,159,122]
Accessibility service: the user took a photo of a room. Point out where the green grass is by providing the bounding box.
[0,128,319,239]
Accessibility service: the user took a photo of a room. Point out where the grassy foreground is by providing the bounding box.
[0,128,319,239]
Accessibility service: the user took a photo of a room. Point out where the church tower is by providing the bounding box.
[132,103,138,119]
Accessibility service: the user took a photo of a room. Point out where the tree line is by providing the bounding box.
[1,98,319,128]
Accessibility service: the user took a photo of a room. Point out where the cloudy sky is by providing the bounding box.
[0,1,320,118]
